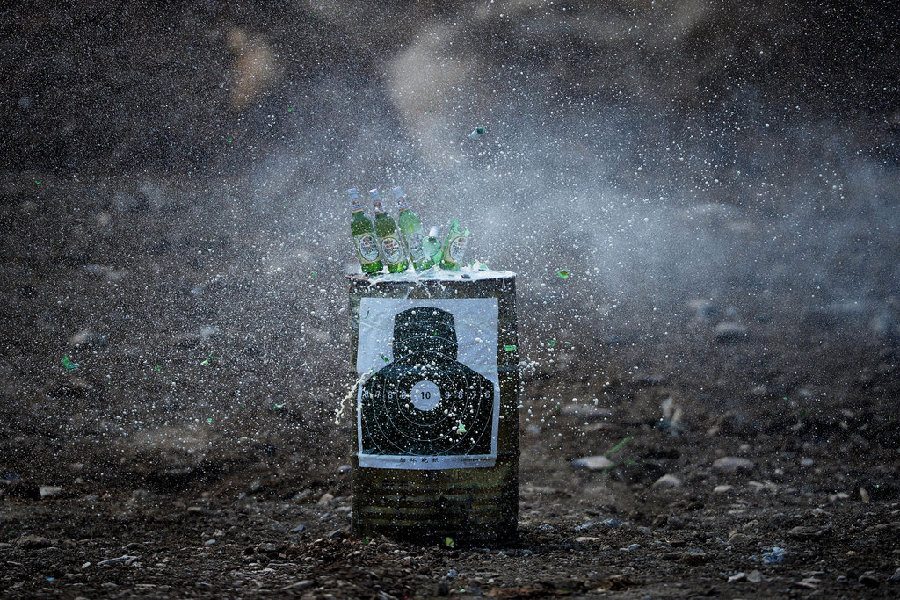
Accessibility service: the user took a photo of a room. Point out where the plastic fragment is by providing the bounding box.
[61,355,79,370]
[503,345,517,352]
[557,269,571,279]
[456,422,467,435]
[547,340,556,347]
[155,366,162,372]
[469,126,486,138]
[380,353,390,363]
[444,537,455,548]
[200,353,216,366]
[206,417,212,424]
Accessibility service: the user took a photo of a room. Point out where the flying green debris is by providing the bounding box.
[61,355,79,370]
[155,366,162,372]
[311,271,317,275]
[456,422,467,435]
[200,353,216,366]
[557,269,571,279]
[444,537,455,548]
[469,126,486,138]
[503,344,517,352]
[206,417,212,424]
[604,435,634,458]
[547,340,556,347]
[380,353,390,362]
[274,404,283,409]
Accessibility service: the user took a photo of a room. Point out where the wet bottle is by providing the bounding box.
[370,189,408,273]
[349,188,382,275]
[422,227,443,268]
[440,219,470,270]
[393,186,431,270]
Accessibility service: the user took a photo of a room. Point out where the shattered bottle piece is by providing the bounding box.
[469,126,486,138]
[394,186,431,270]
[61,355,79,370]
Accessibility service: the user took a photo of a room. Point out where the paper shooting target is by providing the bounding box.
[356,299,500,469]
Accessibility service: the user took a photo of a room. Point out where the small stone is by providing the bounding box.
[859,573,880,588]
[337,465,352,474]
[728,572,747,583]
[800,457,814,467]
[283,581,314,591]
[39,486,63,498]
[746,570,763,583]
[713,457,755,473]
[204,538,217,546]
[571,456,615,471]
[291,523,307,533]
[15,535,52,549]
[97,555,139,567]
[101,582,118,589]
[652,474,682,489]
[714,322,748,343]
[317,493,334,506]
[714,485,734,494]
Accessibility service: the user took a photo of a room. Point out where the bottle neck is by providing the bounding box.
[373,200,386,215]
[350,198,363,213]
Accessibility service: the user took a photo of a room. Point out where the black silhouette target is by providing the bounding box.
[359,305,497,461]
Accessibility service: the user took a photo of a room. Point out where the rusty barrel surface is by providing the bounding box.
[348,271,519,544]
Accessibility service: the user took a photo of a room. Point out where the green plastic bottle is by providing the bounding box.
[349,188,382,275]
[439,219,470,270]
[393,186,431,271]
[370,189,408,273]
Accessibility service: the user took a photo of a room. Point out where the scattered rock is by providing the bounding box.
[97,555,139,567]
[714,322,748,343]
[713,457,754,473]
[652,474,682,489]
[727,572,747,583]
[317,493,335,506]
[283,580,314,591]
[15,535,52,549]
[859,572,880,588]
[787,525,823,540]
[337,465,352,474]
[714,485,734,494]
[204,538,216,546]
[39,486,63,498]
[291,523,308,533]
[571,456,614,471]
[746,570,763,583]
[762,546,785,565]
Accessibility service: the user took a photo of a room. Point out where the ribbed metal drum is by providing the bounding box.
[348,271,519,545]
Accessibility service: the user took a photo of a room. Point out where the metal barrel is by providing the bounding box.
[348,272,519,545]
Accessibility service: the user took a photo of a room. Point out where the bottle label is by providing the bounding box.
[354,233,380,263]
[445,233,469,263]
[405,232,427,261]
[380,235,405,264]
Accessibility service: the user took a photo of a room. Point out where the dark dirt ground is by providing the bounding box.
[0,173,898,599]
